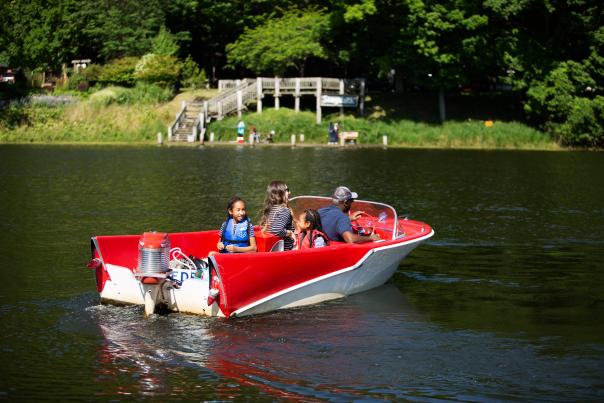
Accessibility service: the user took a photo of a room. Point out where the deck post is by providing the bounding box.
[199,113,205,143]
[295,78,300,112]
[382,135,388,146]
[290,134,296,146]
[157,132,163,145]
[360,79,365,116]
[316,77,322,124]
[217,101,223,119]
[339,79,345,118]
[274,76,280,110]
[168,126,173,141]
[210,132,215,142]
[237,89,243,118]
[256,77,262,113]
[300,133,305,143]
[203,101,208,119]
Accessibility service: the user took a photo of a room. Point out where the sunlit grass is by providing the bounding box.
[1,91,560,150]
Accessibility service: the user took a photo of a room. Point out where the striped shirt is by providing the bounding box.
[265,205,294,250]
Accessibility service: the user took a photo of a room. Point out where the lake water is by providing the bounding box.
[0,144,603,401]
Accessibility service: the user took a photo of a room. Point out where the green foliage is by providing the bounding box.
[209,109,555,149]
[152,26,180,56]
[181,56,207,89]
[226,9,330,75]
[88,84,174,105]
[525,61,603,147]
[134,54,182,86]
[98,57,139,86]
[76,0,163,61]
[0,103,30,130]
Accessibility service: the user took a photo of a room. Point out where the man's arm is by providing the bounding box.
[341,231,380,244]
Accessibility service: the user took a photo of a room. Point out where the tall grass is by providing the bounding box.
[0,101,170,142]
[209,108,559,149]
[1,90,559,149]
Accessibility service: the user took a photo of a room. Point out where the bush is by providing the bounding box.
[181,56,207,89]
[89,87,124,105]
[98,57,139,86]
[557,96,604,147]
[0,102,29,129]
[88,83,174,106]
[525,61,603,147]
[134,54,182,86]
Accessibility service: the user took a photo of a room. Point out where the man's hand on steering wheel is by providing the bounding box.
[350,210,364,221]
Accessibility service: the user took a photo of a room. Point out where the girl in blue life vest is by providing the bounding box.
[296,209,329,249]
[215,197,257,254]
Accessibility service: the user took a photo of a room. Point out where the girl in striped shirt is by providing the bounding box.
[260,181,295,251]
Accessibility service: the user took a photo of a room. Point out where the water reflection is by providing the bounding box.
[87,284,604,401]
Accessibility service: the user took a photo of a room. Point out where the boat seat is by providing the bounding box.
[270,240,284,252]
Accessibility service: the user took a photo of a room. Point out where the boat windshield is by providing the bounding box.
[290,196,399,240]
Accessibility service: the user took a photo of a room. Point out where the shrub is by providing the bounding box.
[88,83,173,106]
[89,87,124,105]
[525,60,603,147]
[134,54,182,86]
[98,57,139,86]
[181,56,207,89]
[152,26,180,56]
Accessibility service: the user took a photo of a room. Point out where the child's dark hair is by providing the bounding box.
[226,196,246,217]
[303,209,323,232]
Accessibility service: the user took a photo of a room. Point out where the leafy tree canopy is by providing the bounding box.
[226,8,330,76]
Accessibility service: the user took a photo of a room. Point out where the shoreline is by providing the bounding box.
[0,139,569,151]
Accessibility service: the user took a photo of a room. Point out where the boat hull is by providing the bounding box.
[231,234,429,317]
[94,229,433,318]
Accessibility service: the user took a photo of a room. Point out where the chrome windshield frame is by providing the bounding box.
[290,195,399,240]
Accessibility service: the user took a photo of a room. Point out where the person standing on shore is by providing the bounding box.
[328,123,337,144]
[237,120,245,143]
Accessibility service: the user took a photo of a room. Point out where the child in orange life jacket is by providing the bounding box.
[296,209,329,249]
[211,197,257,255]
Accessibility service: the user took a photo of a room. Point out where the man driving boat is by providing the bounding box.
[318,186,381,243]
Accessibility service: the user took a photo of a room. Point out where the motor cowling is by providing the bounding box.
[137,232,170,282]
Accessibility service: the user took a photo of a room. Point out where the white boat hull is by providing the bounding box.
[99,231,432,318]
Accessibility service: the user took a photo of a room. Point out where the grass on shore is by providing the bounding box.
[210,108,559,150]
[0,88,218,143]
[1,88,559,149]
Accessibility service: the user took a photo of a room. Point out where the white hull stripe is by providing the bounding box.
[231,230,434,317]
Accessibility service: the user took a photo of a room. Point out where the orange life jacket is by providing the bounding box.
[297,229,329,249]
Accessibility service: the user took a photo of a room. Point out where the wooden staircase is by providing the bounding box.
[167,77,365,142]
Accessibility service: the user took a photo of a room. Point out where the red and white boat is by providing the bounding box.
[88,196,434,318]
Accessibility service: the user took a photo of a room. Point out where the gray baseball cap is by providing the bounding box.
[332,186,358,202]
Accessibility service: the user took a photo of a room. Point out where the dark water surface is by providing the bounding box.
[1,144,603,401]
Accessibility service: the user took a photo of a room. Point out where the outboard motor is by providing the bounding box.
[135,232,170,316]
[137,232,170,277]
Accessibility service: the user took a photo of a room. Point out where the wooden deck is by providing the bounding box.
[168,77,365,142]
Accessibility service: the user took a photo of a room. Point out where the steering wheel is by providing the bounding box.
[351,211,375,236]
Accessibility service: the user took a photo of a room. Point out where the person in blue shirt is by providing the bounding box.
[318,186,380,243]
[213,196,257,254]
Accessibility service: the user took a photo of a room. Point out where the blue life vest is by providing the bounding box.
[221,217,251,252]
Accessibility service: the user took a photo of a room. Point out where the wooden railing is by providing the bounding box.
[170,77,365,142]
[168,101,187,141]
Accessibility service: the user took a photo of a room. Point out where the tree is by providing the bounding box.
[0,0,87,71]
[181,56,207,88]
[226,8,330,76]
[76,0,164,62]
[134,54,182,86]
[152,26,180,56]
